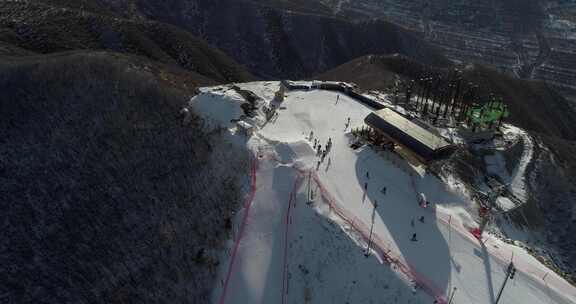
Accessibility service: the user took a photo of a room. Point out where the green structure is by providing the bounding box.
[465,100,510,129]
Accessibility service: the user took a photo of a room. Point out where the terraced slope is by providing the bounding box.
[320,0,576,95]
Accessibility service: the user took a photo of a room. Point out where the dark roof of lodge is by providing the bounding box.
[364,108,452,152]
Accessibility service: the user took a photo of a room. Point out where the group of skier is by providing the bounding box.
[309,131,333,170]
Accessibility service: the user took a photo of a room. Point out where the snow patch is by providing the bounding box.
[190,90,244,130]
[192,82,576,304]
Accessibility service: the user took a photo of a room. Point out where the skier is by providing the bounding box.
[321,150,327,162]
[411,233,417,242]
[364,182,368,191]
[381,186,387,195]
[314,138,318,149]
[317,145,322,156]
[366,171,370,179]
[419,193,428,208]
[419,216,425,223]
[309,131,314,141]
[317,160,321,170]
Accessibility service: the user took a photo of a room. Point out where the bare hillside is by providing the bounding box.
[0,1,255,83]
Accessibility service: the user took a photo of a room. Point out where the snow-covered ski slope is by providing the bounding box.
[188,82,576,304]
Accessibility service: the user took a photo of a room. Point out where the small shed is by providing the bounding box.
[364,108,454,163]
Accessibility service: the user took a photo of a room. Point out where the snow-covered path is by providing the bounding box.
[192,84,576,304]
[216,153,300,304]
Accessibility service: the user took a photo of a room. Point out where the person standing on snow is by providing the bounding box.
[419,193,427,208]
[309,131,314,141]
[381,186,387,195]
[419,216,425,223]
[411,233,417,241]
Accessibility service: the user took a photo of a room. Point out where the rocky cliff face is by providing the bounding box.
[319,0,576,95]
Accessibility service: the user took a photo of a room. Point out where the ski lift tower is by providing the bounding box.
[472,184,507,239]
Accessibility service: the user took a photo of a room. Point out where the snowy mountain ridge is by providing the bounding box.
[186,81,576,304]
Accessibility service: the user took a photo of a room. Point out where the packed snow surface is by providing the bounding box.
[187,82,576,304]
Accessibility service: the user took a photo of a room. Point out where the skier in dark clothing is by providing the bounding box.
[411,233,417,241]
[381,186,387,195]
[366,171,370,179]
[364,182,368,190]
[419,216,425,223]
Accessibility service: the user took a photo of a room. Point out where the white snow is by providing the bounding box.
[505,126,534,203]
[191,90,245,129]
[187,82,576,304]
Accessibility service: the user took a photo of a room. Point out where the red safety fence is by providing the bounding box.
[218,153,259,304]
[308,169,449,304]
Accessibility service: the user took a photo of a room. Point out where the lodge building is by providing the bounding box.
[364,108,455,164]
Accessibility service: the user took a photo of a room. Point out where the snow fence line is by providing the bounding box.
[407,175,575,301]
[305,168,449,304]
[282,80,385,110]
[218,153,258,304]
[218,150,566,304]
[257,151,449,304]
[282,176,304,304]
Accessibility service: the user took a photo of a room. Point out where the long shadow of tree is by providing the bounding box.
[354,147,453,298]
